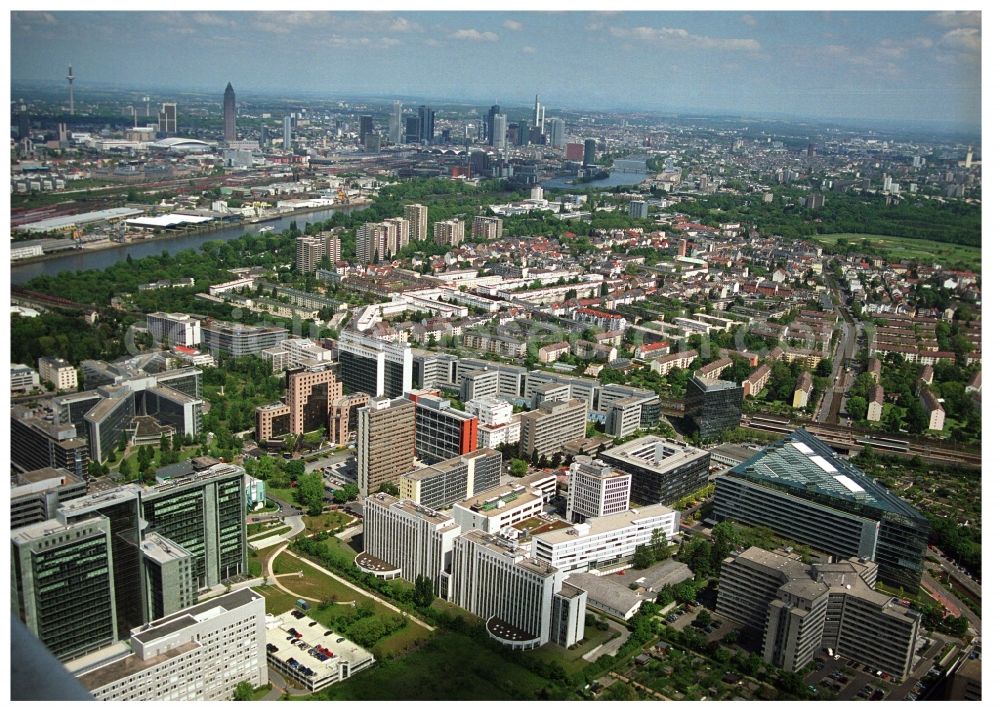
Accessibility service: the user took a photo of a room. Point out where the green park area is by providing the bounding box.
[812,233,980,270]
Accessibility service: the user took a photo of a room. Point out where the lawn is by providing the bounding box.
[534,623,622,674]
[309,629,554,700]
[254,584,299,615]
[303,511,353,534]
[812,233,980,270]
[267,486,300,506]
[249,524,292,542]
[248,520,284,537]
[321,536,358,564]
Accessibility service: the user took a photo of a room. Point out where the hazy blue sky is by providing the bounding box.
[10,10,982,129]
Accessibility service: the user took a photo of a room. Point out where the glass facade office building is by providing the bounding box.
[715,429,928,592]
[685,375,743,441]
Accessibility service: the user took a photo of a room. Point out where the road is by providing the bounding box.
[922,571,981,634]
[928,546,981,599]
[582,624,631,663]
[815,277,858,423]
[250,514,306,550]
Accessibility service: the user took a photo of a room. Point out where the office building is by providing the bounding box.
[714,429,929,592]
[547,118,565,149]
[283,115,292,149]
[262,337,333,373]
[465,395,512,426]
[628,200,648,219]
[255,366,341,441]
[12,515,118,661]
[201,321,289,357]
[11,363,40,393]
[398,448,501,510]
[685,375,743,440]
[10,467,88,529]
[404,115,419,143]
[417,105,435,143]
[452,480,546,535]
[583,138,597,166]
[460,369,500,402]
[600,436,711,506]
[223,83,236,143]
[11,408,90,481]
[357,397,416,496]
[404,203,428,244]
[388,100,402,144]
[358,115,374,145]
[519,399,587,460]
[484,104,501,144]
[337,329,413,398]
[330,392,370,446]
[451,530,586,649]
[74,589,267,701]
[362,493,461,597]
[457,358,525,400]
[139,532,196,620]
[606,396,645,439]
[566,456,631,523]
[158,102,177,135]
[491,113,507,149]
[718,547,920,677]
[37,356,77,391]
[146,312,201,348]
[531,504,679,574]
[410,393,478,464]
[411,350,454,390]
[472,215,503,241]
[433,219,465,246]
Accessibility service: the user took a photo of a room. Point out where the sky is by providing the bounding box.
[9,10,983,130]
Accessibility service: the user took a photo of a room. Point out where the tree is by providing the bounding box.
[846,396,868,421]
[414,575,435,608]
[233,681,255,701]
[509,458,528,477]
[296,472,325,515]
[907,404,929,434]
[602,681,638,701]
[378,482,400,497]
[710,521,740,571]
[632,543,655,570]
[694,609,712,629]
[673,580,698,605]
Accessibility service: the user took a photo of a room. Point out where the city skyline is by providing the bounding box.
[10,10,982,130]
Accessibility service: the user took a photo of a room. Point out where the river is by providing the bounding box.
[10,205,365,285]
[541,171,648,191]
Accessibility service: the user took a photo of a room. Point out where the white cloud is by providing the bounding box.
[450,29,499,42]
[940,27,981,53]
[388,17,421,33]
[742,14,758,28]
[522,46,537,54]
[192,13,232,27]
[928,11,981,29]
[608,25,760,52]
[503,20,523,31]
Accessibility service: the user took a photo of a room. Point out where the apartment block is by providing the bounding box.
[471,215,503,241]
[404,203,428,244]
[433,219,465,246]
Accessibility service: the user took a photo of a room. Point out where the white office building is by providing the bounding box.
[73,588,268,701]
[146,312,202,347]
[566,456,632,523]
[361,493,460,598]
[465,396,513,426]
[38,357,78,391]
[531,504,680,573]
[11,363,40,393]
[452,481,546,535]
[451,530,586,649]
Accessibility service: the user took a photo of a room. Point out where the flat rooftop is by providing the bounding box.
[367,493,454,526]
[401,448,498,484]
[532,504,676,545]
[601,435,708,474]
[267,609,374,684]
[462,530,558,577]
[76,641,200,691]
[455,482,542,516]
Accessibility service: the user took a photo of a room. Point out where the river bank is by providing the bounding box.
[11,202,369,284]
